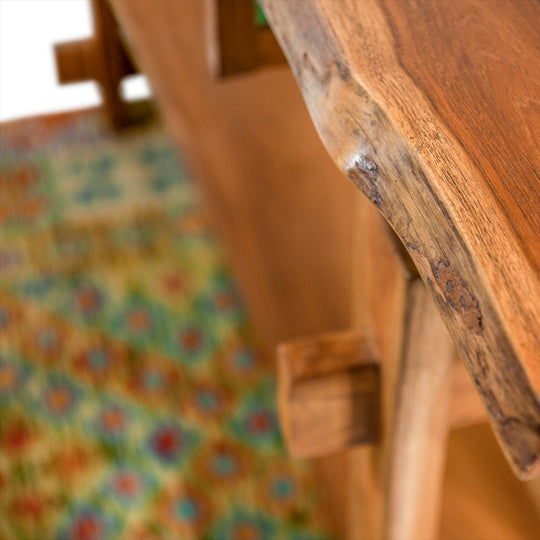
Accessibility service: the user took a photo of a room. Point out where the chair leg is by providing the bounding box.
[54,0,139,129]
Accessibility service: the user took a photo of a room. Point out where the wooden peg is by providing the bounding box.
[277,330,380,459]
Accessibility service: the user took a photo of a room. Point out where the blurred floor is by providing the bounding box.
[0,106,335,540]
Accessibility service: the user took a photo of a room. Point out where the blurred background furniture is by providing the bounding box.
[54,0,140,129]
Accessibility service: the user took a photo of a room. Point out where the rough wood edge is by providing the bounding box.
[260,0,540,479]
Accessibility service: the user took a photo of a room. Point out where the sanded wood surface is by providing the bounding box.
[260,0,540,479]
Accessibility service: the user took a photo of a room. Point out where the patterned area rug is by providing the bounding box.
[0,108,334,540]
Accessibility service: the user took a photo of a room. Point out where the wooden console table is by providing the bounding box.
[91,1,539,538]
[260,0,540,478]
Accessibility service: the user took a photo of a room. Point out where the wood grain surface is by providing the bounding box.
[260,0,540,479]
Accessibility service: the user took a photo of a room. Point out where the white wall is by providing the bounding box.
[0,0,150,122]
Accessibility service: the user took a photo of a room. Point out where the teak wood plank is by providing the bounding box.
[259,0,540,479]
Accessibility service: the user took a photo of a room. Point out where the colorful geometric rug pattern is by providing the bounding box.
[0,110,334,540]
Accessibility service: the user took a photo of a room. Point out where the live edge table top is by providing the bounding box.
[259,0,540,479]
